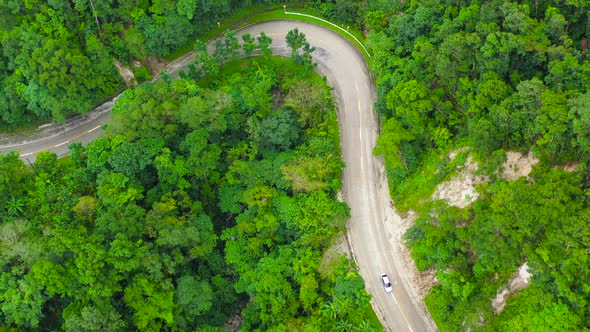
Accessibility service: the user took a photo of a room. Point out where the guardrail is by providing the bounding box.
[285,11,371,58]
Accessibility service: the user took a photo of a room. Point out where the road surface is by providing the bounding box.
[0,20,436,332]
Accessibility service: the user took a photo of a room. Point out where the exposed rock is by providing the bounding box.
[492,262,532,314]
[433,155,486,208]
[113,59,136,87]
[502,151,539,180]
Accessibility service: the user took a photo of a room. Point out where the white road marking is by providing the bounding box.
[355,81,364,175]
[20,125,102,157]
[391,292,415,332]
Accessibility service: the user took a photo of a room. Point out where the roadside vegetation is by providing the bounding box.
[367,0,590,330]
[0,29,381,330]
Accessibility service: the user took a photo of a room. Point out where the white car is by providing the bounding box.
[380,273,393,293]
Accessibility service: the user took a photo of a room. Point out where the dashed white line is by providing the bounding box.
[20,125,102,157]
[355,80,364,175]
[391,292,415,332]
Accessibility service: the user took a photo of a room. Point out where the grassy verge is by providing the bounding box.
[195,56,306,87]
[364,303,383,329]
[166,6,369,63]
[165,4,284,61]
[0,121,44,136]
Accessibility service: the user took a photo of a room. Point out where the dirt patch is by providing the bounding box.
[323,187,351,273]
[223,314,242,332]
[433,155,486,209]
[397,210,439,299]
[502,151,539,180]
[113,59,136,88]
[401,248,438,299]
[144,56,167,75]
[492,262,532,314]
[272,87,284,109]
[327,192,353,269]
[563,161,581,173]
[319,234,351,278]
[326,234,351,260]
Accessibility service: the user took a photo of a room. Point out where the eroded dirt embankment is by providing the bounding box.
[397,150,540,314]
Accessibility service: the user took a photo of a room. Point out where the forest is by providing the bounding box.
[366,0,590,330]
[4,0,590,331]
[0,27,381,329]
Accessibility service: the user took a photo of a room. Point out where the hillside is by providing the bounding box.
[367,0,590,330]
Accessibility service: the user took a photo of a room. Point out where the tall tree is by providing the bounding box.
[285,28,316,70]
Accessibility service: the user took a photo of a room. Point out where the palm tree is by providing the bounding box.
[355,320,376,332]
[321,302,338,320]
[5,196,25,216]
[335,319,355,332]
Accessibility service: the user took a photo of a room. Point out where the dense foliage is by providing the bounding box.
[367,0,590,330]
[0,0,299,129]
[0,46,378,330]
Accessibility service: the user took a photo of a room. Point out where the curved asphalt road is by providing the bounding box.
[0,20,436,331]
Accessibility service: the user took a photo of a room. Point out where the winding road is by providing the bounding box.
[0,20,436,332]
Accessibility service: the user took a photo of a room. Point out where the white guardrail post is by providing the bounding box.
[285,11,371,58]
